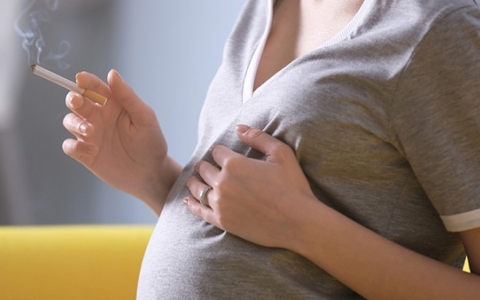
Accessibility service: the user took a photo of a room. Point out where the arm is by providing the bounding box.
[293,200,480,299]
[63,70,182,215]
[184,125,480,299]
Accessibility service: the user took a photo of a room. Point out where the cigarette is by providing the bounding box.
[31,64,108,106]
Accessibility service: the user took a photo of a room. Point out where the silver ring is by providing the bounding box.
[199,186,212,207]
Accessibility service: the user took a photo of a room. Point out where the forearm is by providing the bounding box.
[138,155,182,216]
[290,200,480,300]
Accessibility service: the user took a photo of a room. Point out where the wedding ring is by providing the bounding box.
[199,186,212,207]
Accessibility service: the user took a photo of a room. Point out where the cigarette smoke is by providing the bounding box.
[14,0,70,70]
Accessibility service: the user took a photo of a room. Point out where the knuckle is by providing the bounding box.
[246,128,263,140]
[274,144,294,161]
[211,182,229,203]
[209,190,220,204]
[137,106,156,126]
[221,155,242,171]
[276,144,292,156]
[211,179,221,190]
[194,205,204,218]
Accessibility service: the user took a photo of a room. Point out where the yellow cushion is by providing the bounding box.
[0,225,153,300]
[0,225,470,299]
[464,257,470,273]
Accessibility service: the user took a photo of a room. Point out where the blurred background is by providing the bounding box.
[0,0,245,225]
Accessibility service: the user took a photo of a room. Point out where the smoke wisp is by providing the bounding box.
[14,0,70,70]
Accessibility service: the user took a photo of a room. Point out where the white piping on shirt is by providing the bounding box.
[242,0,375,104]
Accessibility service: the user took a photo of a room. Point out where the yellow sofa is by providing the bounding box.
[0,225,471,300]
[0,226,154,300]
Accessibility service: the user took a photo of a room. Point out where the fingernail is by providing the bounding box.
[79,123,88,135]
[183,197,189,206]
[67,92,78,109]
[236,124,250,134]
[112,69,123,81]
[67,92,75,102]
[67,92,83,109]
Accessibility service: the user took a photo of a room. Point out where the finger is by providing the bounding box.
[194,160,221,188]
[63,113,94,137]
[235,124,294,163]
[186,176,213,207]
[107,69,154,124]
[208,145,244,169]
[76,71,111,98]
[65,92,97,120]
[62,139,98,160]
[183,195,218,226]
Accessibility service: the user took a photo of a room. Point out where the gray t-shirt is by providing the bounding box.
[137,0,480,298]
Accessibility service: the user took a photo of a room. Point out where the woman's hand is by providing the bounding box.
[184,125,318,249]
[63,70,180,213]
[185,126,480,300]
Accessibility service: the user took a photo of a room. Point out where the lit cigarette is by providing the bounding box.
[31,64,108,106]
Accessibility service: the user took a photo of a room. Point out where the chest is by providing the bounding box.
[202,43,400,179]
[254,0,365,91]
[198,0,412,174]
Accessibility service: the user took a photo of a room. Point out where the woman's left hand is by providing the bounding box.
[184,125,319,249]
[185,129,480,300]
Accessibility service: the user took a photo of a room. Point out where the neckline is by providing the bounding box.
[241,0,375,104]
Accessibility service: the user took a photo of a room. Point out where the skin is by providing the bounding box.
[63,0,480,298]
[63,70,181,215]
[185,126,480,299]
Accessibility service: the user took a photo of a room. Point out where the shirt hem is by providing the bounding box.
[441,208,480,232]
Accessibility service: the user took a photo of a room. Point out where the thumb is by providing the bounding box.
[236,125,294,163]
[107,69,150,120]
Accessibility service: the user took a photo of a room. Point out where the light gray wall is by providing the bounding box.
[1,0,244,224]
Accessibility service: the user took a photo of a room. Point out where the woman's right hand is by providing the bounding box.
[62,69,181,214]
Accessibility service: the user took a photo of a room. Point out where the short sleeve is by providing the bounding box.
[391,7,480,232]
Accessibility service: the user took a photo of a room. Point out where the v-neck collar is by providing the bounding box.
[241,0,375,105]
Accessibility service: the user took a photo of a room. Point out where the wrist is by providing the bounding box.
[138,155,182,216]
[282,194,329,255]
